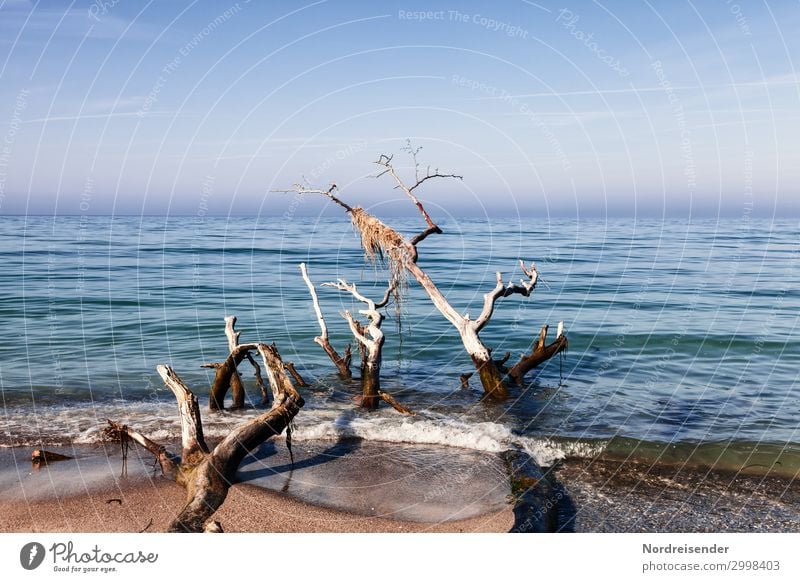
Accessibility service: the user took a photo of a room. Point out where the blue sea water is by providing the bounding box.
[1,215,798,475]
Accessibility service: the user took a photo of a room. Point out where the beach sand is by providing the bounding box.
[0,441,514,533]
[0,477,514,533]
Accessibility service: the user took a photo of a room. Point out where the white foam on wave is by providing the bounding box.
[291,411,608,466]
[2,402,608,466]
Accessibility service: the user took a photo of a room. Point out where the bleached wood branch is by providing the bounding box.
[299,263,352,378]
[322,278,396,350]
[157,365,209,465]
[224,316,240,352]
[271,182,352,212]
[475,261,539,332]
[323,277,397,410]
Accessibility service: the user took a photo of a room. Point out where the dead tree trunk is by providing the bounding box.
[322,278,395,410]
[105,342,303,532]
[349,204,566,399]
[276,146,569,400]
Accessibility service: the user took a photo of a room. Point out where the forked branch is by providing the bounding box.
[374,143,460,233]
[300,263,353,378]
[508,323,568,384]
[323,278,396,410]
[476,261,539,332]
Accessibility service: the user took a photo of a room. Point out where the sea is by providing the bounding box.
[1,215,798,478]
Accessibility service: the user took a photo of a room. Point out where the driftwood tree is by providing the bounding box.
[300,263,412,414]
[204,316,306,410]
[105,340,304,532]
[277,145,567,400]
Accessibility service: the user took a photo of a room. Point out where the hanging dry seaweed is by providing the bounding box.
[349,206,409,309]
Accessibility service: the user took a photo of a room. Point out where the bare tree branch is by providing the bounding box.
[157,365,209,465]
[508,323,568,384]
[283,361,309,387]
[208,342,259,410]
[378,390,415,415]
[245,352,270,405]
[299,263,352,378]
[374,142,460,232]
[476,261,539,332]
[271,183,352,212]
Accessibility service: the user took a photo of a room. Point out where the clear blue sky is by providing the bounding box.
[0,0,798,218]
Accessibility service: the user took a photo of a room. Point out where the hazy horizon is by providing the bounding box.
[1,1,798,218]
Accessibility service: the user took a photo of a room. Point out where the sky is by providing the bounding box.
[0,0,798,218]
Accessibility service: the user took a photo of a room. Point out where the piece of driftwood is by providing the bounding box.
[105,342,303,532]
[206,316,271,410]
[378,390,415,415]
[31,449,73,466]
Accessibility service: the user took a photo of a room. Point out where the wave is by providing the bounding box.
[0,400,603,465]
[5,401,796,478]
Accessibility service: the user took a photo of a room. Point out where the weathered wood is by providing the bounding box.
[225,316,245,409]
[245,352,270,405]
[207,317,269,410]
[208,343,259,410]
[157,365,209,465]
[107,321,303,532]
[278,148,569,400]
[31,449,73,465]
[170,379,303,532]
[379,390,415,415]
[323,278,395,411]
[508,324,568,384]
[299,263,353,378]
[472,355,509,400]
[283,361,309,387]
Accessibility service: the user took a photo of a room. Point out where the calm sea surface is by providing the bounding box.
[1,215,798,475]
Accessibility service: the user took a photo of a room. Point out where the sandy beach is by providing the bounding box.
[0,441,515,533]
[0,477,513,533]
[1,440,797,533]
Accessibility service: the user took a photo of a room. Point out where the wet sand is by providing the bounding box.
[554,458,800,532]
